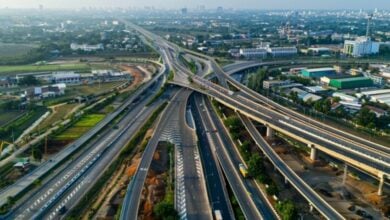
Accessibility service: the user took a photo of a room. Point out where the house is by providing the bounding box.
[26,83,66,99]
[366,106,388,118]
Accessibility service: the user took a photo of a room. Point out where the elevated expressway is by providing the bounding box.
[183,49,390,193]
[126,21,389,219]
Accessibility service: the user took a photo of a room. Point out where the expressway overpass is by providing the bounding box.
[124,21,389,219]
[169,76,390,192]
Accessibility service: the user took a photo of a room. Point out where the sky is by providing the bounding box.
[0,0,389,10]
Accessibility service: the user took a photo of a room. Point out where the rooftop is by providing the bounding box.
[304,68,335,72]
[331,76,371,82]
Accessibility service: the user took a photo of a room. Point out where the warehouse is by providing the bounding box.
[329,77,373,89]
[301,68,336,79]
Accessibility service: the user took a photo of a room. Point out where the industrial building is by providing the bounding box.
[52,72,81,84]
[332,92,358,102]
[344,37,379,57]
[301,68,337,79]
[267,47,298,57]
[329,77,373,89]
[239,48,267,58]
[234,46,297,58]
[70,43,104,52]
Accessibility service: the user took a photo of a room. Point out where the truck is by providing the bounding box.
[214,210,223,220]
[239,163,248,178]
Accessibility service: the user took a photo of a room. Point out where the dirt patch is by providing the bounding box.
[138,143,170,220]
[119,65,147,93]
[269,136,387,219]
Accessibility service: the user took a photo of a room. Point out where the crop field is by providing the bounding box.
[0,111,26,127]
[0,63,91,75]
[54,114,105,141]
[0,43,38,58]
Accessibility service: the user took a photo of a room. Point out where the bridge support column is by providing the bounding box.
[309,144,317,161]
[342,164,348,185]
[266,126,274,139]
[378,173,385,196]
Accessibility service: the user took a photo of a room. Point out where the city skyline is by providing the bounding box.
[0,0,390,10]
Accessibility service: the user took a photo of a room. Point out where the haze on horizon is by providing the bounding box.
[0,0,390,10]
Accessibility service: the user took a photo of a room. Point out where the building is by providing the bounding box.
[302,93,322,102]
[329,77,373,89]
[356,89,390,98]
[363,72,384,86]
[239,48,267,58]
[332,92,358,102]
[307,47,331,55]
[343,37,379,57]
[52,72,80,84]
[267,47,298,57]
[340,101,362,111]
[70,43,104,52]
[366,106,388,118]
[304,86,327,94]
[181,8,188,14]
[27,83,66,99]
[289,88,322,102]
[301,68,337,79]
[263,80,291,89]
[290,67,307,75]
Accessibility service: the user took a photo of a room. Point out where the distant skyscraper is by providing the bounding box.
[181,8,188,15]
[217,6,223,13]
[39,4,43,10]
[198,5,206,11]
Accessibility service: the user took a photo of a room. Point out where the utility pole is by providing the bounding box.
[44,135,48,160]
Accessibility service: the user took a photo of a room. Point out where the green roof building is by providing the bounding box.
[301,68,336,78]
[329,77,373,89]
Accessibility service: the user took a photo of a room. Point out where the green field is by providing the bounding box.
[0,63,91,75]
[37,103,79,131]
[0,111,26,127]
[54,114,105,141]
[0,43,38,58]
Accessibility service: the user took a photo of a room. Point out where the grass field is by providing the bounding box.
[0,111,26,127]
[0,63,91,75]
[37,103,79,131]
[0,43,38,58]
[54,114,105,141]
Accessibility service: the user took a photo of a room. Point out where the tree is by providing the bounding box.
[276,200,298,220]
[356,107,376,128]
[18,75,40,86]
[154,202,178,220]
[239,141,251,161]
[247,154,265,178]
[31,146,42,161]
[266,182,279,195]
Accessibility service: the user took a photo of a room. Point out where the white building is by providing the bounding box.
[239,48,268,58]
[332,92,358,103]
[267,47,298,57]
[70,43,104,52]
[52,72,80,84]
[343,37,379,57]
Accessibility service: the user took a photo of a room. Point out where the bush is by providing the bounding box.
[266,182,279,196]
[153,202,178,220]
[276,200,298,220]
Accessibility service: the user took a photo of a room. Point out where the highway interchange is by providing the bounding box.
[1,19,389,220]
